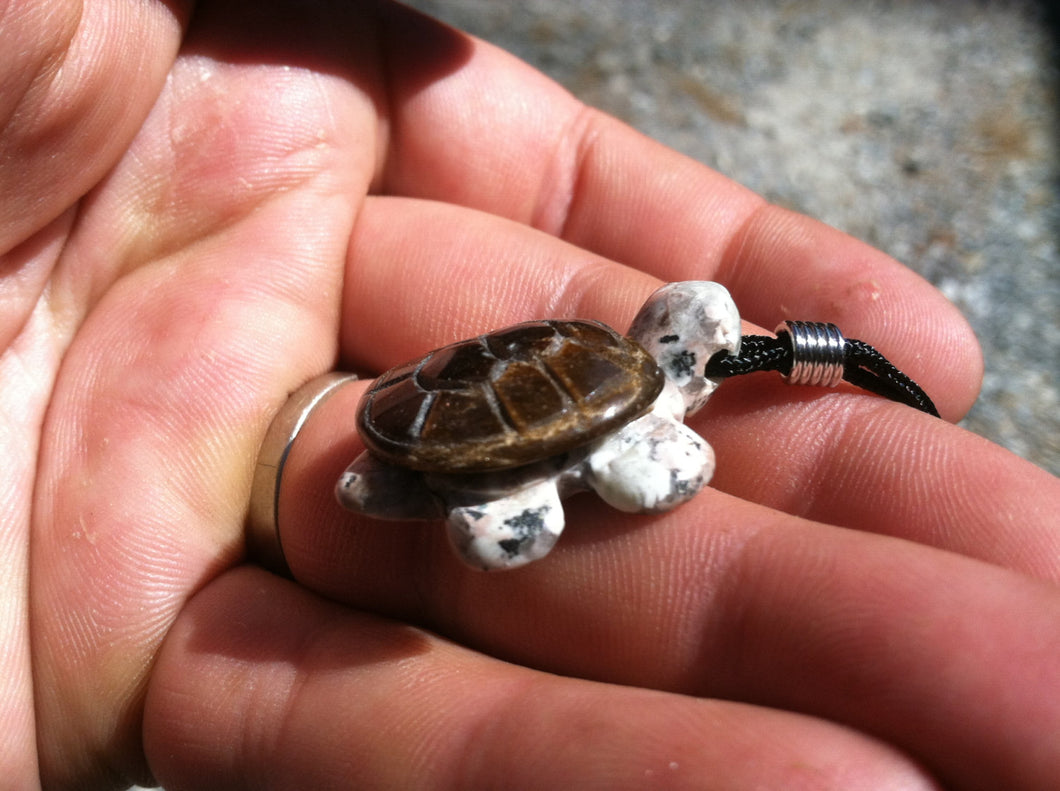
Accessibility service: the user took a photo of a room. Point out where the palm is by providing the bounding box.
[3,2,1059,790]
[8,1,362,784]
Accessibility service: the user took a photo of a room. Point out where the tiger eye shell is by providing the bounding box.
[357,320,665,472]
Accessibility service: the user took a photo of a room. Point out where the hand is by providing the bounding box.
[3,1,1057,789]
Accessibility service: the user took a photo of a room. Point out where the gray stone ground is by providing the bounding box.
[404,0,1059,476]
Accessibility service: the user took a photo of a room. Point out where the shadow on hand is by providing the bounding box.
[182,0,473,106]
[180,564,435,673]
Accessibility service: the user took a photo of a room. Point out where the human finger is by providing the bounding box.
[144,566,939,791]
[371,17,981,415]
[343,196,975,421]
[271,378,1060,791]
[336,198,1052,577]
[27,15,381,785]
[701,376,1060,580]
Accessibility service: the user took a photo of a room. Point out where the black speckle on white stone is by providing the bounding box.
[505,504,549,530]
[442,481,565,570]
[500,506,551,557]
[670,467,701,498]
[665,349,696,382]
[497,539,521,556]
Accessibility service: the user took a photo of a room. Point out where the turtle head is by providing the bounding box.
[627,281,741,417]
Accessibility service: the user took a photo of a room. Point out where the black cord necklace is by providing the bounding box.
[704,320,940,417]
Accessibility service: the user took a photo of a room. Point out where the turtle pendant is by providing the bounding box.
[337,281,741,570]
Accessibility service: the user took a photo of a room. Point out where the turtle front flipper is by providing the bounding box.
[586,410,714,513]
[443,480,565,571]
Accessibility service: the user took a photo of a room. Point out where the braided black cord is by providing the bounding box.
[704,335,794,377]
[704,333,940,417]
[843,338,939,416]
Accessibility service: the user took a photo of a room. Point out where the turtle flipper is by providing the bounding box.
[586,411,714,513]
[444,480,565,571]
[336,451,442,520]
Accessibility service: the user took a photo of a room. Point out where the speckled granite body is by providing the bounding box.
[405,0,1059,475]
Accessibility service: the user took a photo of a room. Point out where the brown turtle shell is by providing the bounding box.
[357,319,665,473]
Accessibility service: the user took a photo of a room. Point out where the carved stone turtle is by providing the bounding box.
[336,281,741,571]
[357,319,664,473]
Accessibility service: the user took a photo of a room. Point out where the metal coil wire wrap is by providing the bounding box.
[776,321,846,388]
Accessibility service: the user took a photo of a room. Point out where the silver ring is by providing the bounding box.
[247,372,358,576]
[776,321,846,388]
